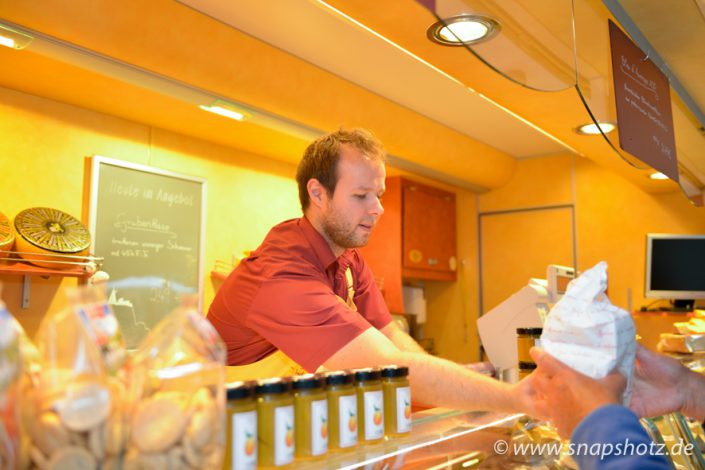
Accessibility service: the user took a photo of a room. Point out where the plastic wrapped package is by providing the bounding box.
[0,298,23,469]
[541,261,637,404]
[658,333,705,354]
[67,284,127,374]
[24,292,128,470]
[124,298,226,470]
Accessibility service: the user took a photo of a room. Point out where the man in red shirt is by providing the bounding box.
[208,128,536,414]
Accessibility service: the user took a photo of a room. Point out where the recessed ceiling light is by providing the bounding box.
[649,172,669,180]
[574,121,616,135]
[0,24,33,50]
[427,15,500,46]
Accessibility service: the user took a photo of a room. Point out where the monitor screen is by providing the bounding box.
[645,234,705,299]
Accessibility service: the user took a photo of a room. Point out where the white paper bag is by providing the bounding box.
[541,261,636,403]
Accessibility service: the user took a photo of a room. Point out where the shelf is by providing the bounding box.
[0,259,91,278]
[0,258,92,309]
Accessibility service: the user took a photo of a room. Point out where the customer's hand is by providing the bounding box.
[529,347,625,439]
[630,344,705,421]
[511,372,547,421]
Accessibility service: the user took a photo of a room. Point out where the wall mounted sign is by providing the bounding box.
[609,19,678,181]
[88,156,206,348]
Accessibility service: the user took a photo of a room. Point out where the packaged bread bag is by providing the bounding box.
[0,296,24,469]
[67,284,127,375]
[124,297,226,470]
[24,289,128,470]
[541,261,637,403]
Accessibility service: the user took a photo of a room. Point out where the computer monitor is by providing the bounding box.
[645,234,705,308]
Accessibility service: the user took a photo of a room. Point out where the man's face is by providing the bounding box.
[320,145,385,253]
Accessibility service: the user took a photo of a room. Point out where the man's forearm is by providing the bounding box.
[392,351,520,413]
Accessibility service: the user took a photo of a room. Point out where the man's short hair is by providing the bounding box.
[296,128,386,211]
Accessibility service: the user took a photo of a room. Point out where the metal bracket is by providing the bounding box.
[21,275,30,309]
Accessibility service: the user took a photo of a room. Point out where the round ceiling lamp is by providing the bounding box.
[574,121,616,135]
[427,15,500,46]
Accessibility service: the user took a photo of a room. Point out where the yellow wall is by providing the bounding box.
[575,157,705,310]
[0,86,301,336]
[478,153,705,316]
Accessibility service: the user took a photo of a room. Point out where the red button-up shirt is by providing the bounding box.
[207,217,392,371]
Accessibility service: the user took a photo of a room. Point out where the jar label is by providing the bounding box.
[231,410,257,470]
[396,386,412,433]
[310,399,328,456]
[274,405,295,466]
[338,394,358,448]
[363,390,384,440]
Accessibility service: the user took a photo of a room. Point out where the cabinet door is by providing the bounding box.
[402,182,457,281]
[480,206,574,313]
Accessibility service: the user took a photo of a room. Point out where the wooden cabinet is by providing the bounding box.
[401,180,457,280]
[360,176,457,313]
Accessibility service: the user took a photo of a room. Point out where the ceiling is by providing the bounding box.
[0,0,703,199]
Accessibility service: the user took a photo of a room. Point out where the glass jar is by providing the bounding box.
[381,365,411,437]
[518,361,537,380]
[353,368,384,443]
[516,327,542,363]
[224,381,257,470]
[292,374,328,459]
[255,378,294,468]
[324,370,357,451]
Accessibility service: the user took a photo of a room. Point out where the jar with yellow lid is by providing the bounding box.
[255,378,294,467]
[353,368,384,443]
[324,370,357,451]
[381,365,411,437]
[516,327,542,364]
[224,381,257,470]
[292,374,328,459]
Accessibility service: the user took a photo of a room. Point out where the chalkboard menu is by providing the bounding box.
[88,156,206,348]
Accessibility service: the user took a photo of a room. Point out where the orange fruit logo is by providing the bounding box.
[373,405,382,426]
[404,400,411,419]
[244,431,255,456]
[348,410,357,432]
[320,416,328,439]
[285,423,294,447]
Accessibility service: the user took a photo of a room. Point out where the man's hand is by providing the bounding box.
[629,344,704,420]
[529,348,625,439]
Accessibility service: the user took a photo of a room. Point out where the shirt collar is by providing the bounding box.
[299,216,353,270]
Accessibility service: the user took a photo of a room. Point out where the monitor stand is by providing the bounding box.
[672,299,695,311]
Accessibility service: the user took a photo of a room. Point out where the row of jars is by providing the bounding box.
[224,365,411,469]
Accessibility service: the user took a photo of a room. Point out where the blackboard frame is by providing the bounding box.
[87,156,207,347]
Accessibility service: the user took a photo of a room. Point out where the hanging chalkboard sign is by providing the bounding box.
[88,156,206,348]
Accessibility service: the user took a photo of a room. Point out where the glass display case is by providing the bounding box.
[303,407,705,469]
[305,408,557,469]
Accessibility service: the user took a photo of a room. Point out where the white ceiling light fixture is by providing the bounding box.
[427,15,500,46]
[0,23,33,50]
[574,121,616,135]
[199,100,250,121]
[649,172,669,180]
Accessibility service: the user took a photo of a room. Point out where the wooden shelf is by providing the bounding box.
[0,259,91,278]
[0,258,92,309]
